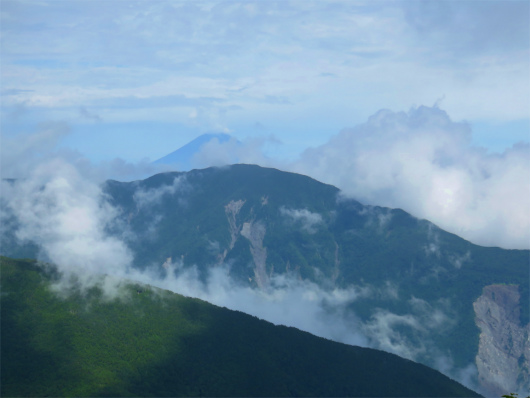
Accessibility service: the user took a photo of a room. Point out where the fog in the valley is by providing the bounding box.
[0,113,496,393]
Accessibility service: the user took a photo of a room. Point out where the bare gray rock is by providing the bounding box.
[474,284,529,396]
[241,221,268,288]
[220,199,246,263]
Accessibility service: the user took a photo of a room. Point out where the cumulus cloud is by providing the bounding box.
[361,296,456,370]
[0,106,510,395]
[448,251,471,270]
[1,158,133,280]
[186,106,529,250]
[95,157,169,182]
[0,143,478,392]
[0,121,174,293]
[363,310,427,360]
[291,106,530,250]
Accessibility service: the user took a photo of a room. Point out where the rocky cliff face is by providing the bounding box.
[474,284,529,396]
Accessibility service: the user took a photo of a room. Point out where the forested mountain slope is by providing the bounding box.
[0,257,480,397]
[2,164,528,395]
[102,164,529,395]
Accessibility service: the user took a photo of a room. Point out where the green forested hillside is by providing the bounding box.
[99,165,529,371]
[1,256,480,397]
[2,164,528,394]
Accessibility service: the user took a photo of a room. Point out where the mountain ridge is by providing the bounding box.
[2,163,528,395]
[1,256,481,397]
[101,164,529,395]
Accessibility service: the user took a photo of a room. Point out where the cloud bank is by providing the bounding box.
[193,105,529,250]
[3,0,527,158]
[1,159,133,277]
[0,125,485,393]
[289,106,530,249]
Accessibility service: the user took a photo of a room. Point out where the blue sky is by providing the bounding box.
[0,3,528,390]
[1,0,529,250]
[1,0,529,162]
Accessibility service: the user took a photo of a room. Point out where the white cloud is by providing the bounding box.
[128,260,371,348]
[137,261,476,391]
[0,120,169,182]
[448,251,471,270]
[363,310,426,360]
[133,175,186,209]
[0,124,480,391]
[190,135,280,169]
[1,158,133,277]
[291,106,530,249]
[280,207,323,234]
[356,205,393,232]
[159,104,530,250]
[2,0,527,133]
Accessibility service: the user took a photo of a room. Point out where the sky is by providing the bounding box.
[0,162,482,391]
[1,0,529,159]
[1,3,528,393]
[1,0,529,250]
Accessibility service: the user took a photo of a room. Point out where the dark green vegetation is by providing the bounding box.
[2,164,528,390]
[1,256,480,397]
[99,165,529,371]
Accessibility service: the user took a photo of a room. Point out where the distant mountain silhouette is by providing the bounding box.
[153,133,232,171]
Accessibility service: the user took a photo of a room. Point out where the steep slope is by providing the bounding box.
[474,284,530,395]
[100,164,529,395]
[3,164,528,395]
[0,256,480,397]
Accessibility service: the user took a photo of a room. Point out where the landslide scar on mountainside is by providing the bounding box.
[240,221,268,289]
[474,284,530,396]
[223,199,269,288]
[220,199,246,263]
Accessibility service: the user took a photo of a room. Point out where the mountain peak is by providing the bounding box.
[153,133,233,171]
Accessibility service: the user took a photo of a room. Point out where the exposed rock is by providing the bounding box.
[225,199,246,250]
[474,284,529,396]
[220,199,246,263]
[241,221,268,288]
[223,200,269,286]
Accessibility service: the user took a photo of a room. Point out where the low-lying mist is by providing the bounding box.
[1,112,501,395]
[1,166,479,394]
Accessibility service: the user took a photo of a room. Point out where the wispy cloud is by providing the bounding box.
[1,159,133,277]
[280,207,324,234]
[2,0,527,132]
[0,128,483,393]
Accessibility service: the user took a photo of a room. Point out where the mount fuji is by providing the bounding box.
[153,133,233,171]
